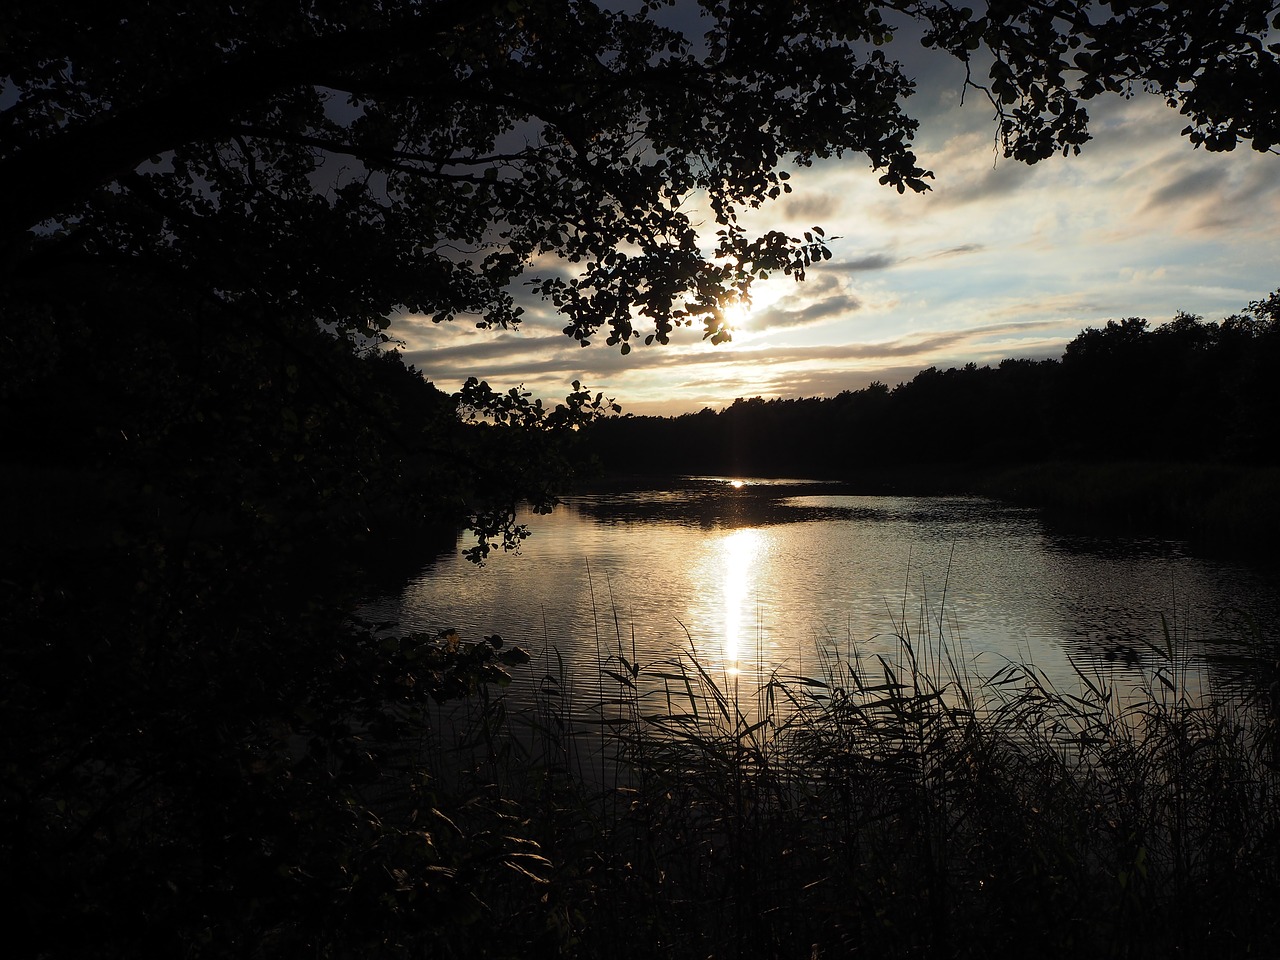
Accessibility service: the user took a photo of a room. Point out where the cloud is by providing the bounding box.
[399,317,1066,396]
[755,294,863,330]
[1105,142,1280,240]
[929,153,1039,208]
[829,252,898,272]
[404,331,566,366]
[383,66,1280,421]
[750,364,935,398]
[778,191,845,222]
[887,243,985,266]
[1191,163,1280,233]
[615,325,1073,413]
[923,243,985,259]
[656,318,1070,370]
[1141,166,1228,213]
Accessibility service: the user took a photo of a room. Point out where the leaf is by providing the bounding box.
[603,668,636,689]
[502,858,550,884]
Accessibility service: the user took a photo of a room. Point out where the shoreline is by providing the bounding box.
[584,461,1280,567]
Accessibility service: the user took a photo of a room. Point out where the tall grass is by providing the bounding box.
[409,597,1280,960]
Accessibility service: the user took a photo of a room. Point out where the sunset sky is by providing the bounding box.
[393,31,1280,417]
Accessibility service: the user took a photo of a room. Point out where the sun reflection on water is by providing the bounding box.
[719,527,764,669]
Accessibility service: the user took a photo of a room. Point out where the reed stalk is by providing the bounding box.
[415,592,1280,959]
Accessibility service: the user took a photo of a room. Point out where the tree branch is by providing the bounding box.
[0,0,492,243]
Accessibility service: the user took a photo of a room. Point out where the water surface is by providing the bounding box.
[364,478,1279,704]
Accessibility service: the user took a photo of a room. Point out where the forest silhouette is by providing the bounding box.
[586,297,1280,551]
[591,299,1280,479]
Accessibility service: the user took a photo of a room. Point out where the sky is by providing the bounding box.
[392,24,1280,417]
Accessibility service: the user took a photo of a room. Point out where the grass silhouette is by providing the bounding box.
[413,579,1280,959]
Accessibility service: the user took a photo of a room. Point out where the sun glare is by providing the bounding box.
[718,298,752,339]
[720,527,764,668]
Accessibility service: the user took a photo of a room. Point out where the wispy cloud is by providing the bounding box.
[896,243,986,265]
[754,294,863,330]
[777,191,845,222]
[389,74,1280,416]
[1141,166,1229,212]
[829,252,898,272]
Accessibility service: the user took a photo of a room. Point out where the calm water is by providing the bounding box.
[364,478,1280,703]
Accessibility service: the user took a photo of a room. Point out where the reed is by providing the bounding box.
[413,598,1280,960]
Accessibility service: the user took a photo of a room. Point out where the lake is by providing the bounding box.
[363,477,1280,708]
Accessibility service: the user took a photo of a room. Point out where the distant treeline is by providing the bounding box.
[586,294,1280,482]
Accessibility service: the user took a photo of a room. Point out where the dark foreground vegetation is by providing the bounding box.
[294,617,1280,960]
[5,1,1280,957]
[0,313,605,959]
[588,296,1280,554]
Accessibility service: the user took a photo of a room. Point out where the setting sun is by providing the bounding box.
[720,298,751,337]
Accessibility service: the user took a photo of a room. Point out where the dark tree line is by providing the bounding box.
[587,293,1280,481]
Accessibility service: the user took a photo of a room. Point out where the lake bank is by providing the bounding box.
[585,460,1280,565]
[975,461,1280,563]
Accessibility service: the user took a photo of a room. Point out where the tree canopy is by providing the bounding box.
[3,0,1276,360]
[920,0,1280,158]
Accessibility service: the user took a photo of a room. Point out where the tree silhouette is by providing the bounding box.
[0,0,933,359]
[589,296,1280,481]
[5,1,1275,362]
[918,0,1280,158]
